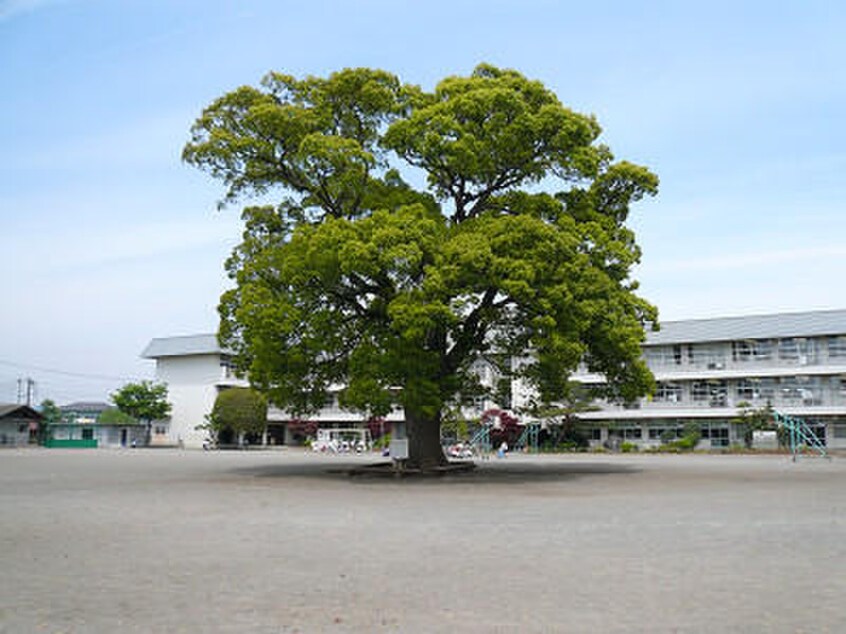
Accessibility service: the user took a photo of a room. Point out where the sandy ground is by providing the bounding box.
[1,448,844,633]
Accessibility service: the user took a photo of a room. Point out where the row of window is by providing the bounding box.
[607,424,732,445]
[644,336,846,366]
[651,376,846,405]
[603,422,840,446]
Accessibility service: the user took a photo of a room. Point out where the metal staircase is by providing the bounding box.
[468,425,491,454]
[516,423,541,453]
[773,411,828,460]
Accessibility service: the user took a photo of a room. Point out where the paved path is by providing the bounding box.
[1,449,844,633]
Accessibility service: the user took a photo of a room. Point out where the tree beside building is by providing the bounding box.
[184,64,657,469]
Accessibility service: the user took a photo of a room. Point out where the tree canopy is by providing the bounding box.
[98,407,138,425]
[112,381,171,445]
[208,387,268,443]
[184,64,658,468]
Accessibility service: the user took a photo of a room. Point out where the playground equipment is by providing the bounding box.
[311,427,372,453]
[515,423,541,453]
[773,411,828,461]
[468,424,491,454]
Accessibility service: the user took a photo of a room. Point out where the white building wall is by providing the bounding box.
[154,354,237,448]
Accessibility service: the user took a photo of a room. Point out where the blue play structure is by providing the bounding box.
[773,411,828,460]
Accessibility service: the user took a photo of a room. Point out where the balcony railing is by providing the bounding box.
[599,389,846,413]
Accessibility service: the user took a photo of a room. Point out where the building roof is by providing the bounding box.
[144,308,846,356]
[141,334,228,358]
[0,404,42,420]
[60,401,111,413]
[647,308,846,346]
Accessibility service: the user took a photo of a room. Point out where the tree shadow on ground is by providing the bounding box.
[230,459,640,486]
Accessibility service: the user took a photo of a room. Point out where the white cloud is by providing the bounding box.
[0,0,65,22]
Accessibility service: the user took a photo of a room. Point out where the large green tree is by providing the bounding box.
[184,64,658,469]
[111,381,171,446]
[208,387,268,445]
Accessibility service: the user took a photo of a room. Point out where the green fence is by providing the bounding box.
[44,438,98,448]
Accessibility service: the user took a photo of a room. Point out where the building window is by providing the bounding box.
[779,338,817,364]
[81,428,94,440]
[644,346,680,367]
[829,336,846,358]
[220,358,234,379]
[609,426,642,439]
[736,378,775,401]
[654,382,683,403]
[690,344,727,369]
[648,426,683,440]
[780,376,802,400]
[154,426,167,435]
[736,379,760,401]
[732,339,773,362]
[833,425,846,440]
[692,380,727,406]
[701,426,729,447]
[732,340,753,361]
[779,338,799,360]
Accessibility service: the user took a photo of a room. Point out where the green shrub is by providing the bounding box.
[659,429,679,444]
[620,441,639,453]
[660,434,699,452]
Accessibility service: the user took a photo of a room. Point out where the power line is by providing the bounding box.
[0,358,147,383]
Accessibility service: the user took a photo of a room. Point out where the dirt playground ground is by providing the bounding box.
[1,449,844,633]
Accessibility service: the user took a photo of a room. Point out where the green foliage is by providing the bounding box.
[111,381,171,423]
[373,433,392,450]
[439,411,469,442]
[39,399,62,425]
[209,388,268,439]
[185,64,658,464]
[733,402,775,448]
[38,399,62,443]
[661,424,701,452]
[620,441,639,453]
[97,408,138,425]
[659,428,677,444]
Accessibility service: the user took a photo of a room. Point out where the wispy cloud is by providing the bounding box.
[0,0,65,22]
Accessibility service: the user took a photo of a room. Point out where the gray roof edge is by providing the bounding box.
[141,333,229,358]
[647,308,846,345]
[0,404,42,419]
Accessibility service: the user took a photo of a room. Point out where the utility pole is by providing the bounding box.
[17,377,35,406]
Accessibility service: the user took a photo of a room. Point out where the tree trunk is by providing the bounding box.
[404,408,448,470]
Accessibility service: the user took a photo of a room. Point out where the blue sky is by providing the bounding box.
[2,0,845,404]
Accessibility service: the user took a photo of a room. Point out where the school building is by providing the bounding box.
[143,308,846,450]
